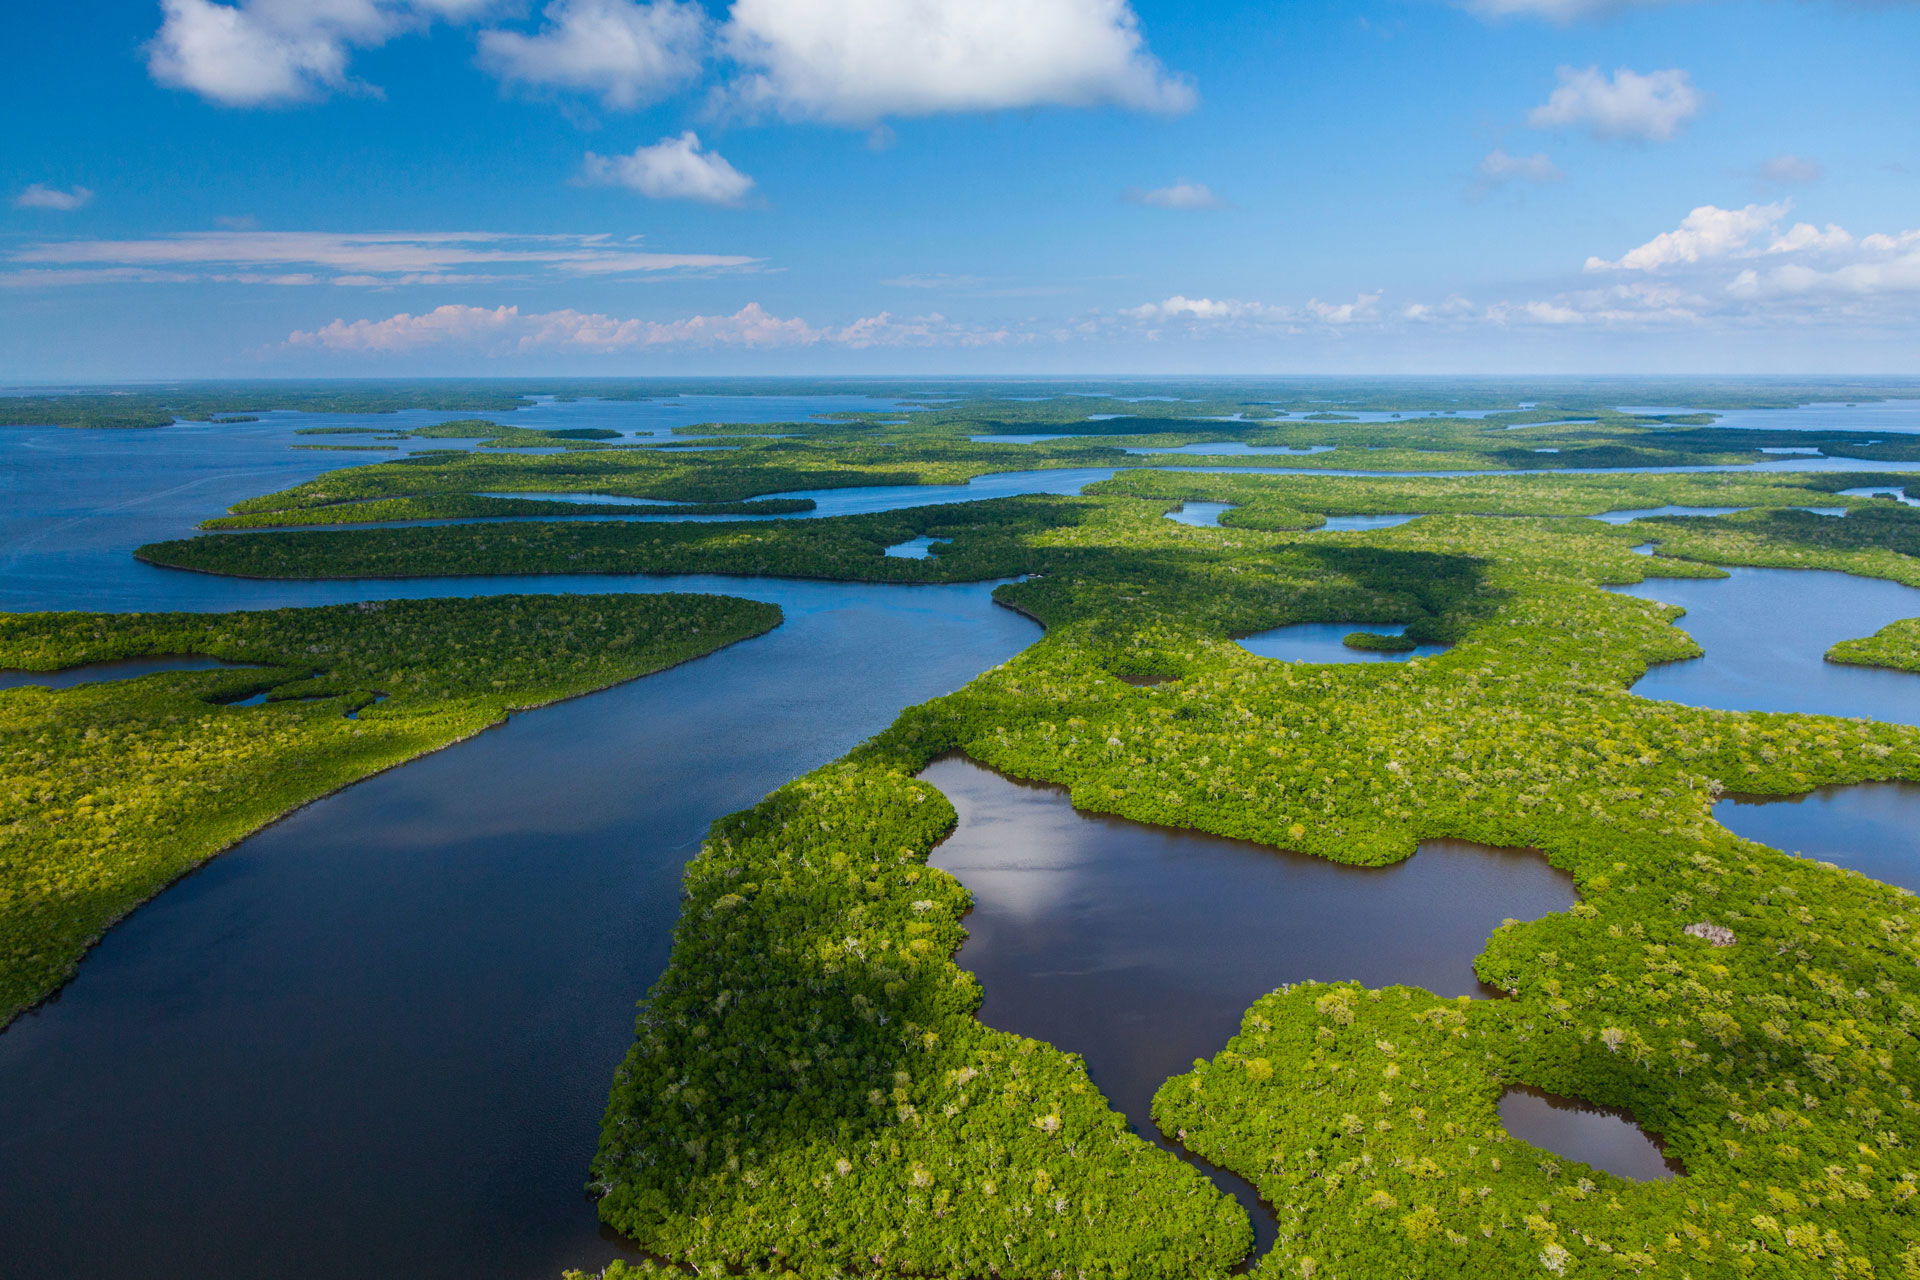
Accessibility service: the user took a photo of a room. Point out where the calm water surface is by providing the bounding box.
[1497,1087,1681,1181]
[1237,622,1449,663]
[0,654,262,690]
[1609,566,1920,727]
[1716,784,1920,893]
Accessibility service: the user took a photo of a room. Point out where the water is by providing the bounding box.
[0,396,918,613]
[1165,501,1236,528]
[0,396,1039,1280]
[1619,400,1920,434]
[884,535,946,559]
[0,580,1039,1280]
[1237,622,1449,663]
[1716,785,1920,894]
[1839,485,1918,506]
[0,654,262,690]
[1497,1087,1681,1181]
[1594,505,1750,523]
[1609,567,1920,728]
[1319,513,1418,531]
[920,756,1577,1246]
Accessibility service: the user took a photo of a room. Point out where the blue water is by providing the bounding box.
[884,535,946,559]
[1237,622,1449,663]
[1716,784,1920,894]
[1609,567,1920,728]
[1620,400,1920,434]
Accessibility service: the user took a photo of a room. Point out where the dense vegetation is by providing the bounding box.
[1090,468,1903,529]
[560,490,1920,1277]
[0,382,545,429]
[1828,617,1920,673]
[0,593,780,1026]
[136,388,1920,552]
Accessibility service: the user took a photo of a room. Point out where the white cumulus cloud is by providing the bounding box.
[1124,181,1221,210]
[721,0,1194,124]
[582,133,755,204]
[1581,201,1920,315]
[146,0,460,106]
[1527,66,1704,142]
[475,0,707,108]
[1586,202,1790,270]
[14,184,95,211]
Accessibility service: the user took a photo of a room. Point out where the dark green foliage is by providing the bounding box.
[1341,630,1416,651]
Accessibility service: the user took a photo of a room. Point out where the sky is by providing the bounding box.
[2,0,1917,380]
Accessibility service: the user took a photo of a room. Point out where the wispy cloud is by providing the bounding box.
[285,301,1017,352]
[14,184,95,211]
[2,230,759,288]
[1472,148,1563,195]
[1116,293,1382,331]
[1753,153,1825,186]
[1124,181,1221,210]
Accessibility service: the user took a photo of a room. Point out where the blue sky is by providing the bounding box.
[3,0,1916,379]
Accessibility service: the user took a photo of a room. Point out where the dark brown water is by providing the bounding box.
[919,755,1578,1249]
[1497,1086,1682,1181]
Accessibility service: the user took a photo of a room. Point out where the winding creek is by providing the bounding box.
[5,396,1920,1277]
